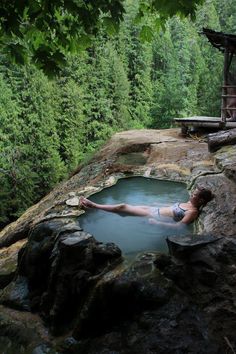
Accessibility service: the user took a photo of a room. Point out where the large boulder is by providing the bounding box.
[55,236,236,354]
[0,217,122,335]
[57,252,218,354]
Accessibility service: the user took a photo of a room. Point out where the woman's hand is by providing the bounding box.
[148,218,160,225]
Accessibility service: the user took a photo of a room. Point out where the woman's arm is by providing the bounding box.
[180,210,198,224]
[148,219,184,228]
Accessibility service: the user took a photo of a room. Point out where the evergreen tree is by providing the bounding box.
[0,64,65,226]
[53,58,87,171]
[214,0,236,33]
[150,25,181,127]
[15,66,66,194]
[0,74,22,226]
[105,43,131,130]
[169,17,204,116]
[121,1,154,128]
[80,34,131,151]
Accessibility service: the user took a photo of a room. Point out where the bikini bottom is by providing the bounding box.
[149,207,160,218]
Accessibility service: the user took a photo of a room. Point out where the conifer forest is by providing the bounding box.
[0,0,235,228]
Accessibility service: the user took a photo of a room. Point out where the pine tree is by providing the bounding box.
[121,1,153,128]
[53,57,87,171]
[150,25,181,127]
[103,42,131,130]
[0,64,65,225]
[0,73,22,225]
[81,39,118,151]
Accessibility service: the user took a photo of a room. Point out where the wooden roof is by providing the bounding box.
[202,28,236,53]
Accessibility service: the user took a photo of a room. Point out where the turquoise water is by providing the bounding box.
[79,177,193,256]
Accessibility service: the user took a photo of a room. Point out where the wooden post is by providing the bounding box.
[221,47,229,123]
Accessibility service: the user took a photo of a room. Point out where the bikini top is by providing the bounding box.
[171,203,187,222]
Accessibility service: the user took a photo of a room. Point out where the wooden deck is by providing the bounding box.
[174,116,236,133]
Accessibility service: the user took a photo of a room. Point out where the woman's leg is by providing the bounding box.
[80,197,151,216]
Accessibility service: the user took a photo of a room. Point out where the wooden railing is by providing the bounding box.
[221,84,236,122]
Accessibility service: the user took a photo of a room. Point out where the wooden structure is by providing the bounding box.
[174,28,236,133]
[174,116,236,135]
[203,28,236,121]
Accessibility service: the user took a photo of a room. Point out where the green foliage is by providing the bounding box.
[0,0,203,74]
[0,0,125,74]
[53,63,87,170]
[0,65,65,226]
[0,76,22,225]
[151,0,205,18]
[214,0,236,33]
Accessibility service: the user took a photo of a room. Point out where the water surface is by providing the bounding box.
[79,177,193,256]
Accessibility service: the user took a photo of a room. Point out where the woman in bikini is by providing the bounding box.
[80,186,213,226]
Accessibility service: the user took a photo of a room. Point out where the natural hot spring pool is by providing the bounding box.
[79,177,193,256]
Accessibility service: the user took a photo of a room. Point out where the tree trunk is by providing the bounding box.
[208,128,236,152]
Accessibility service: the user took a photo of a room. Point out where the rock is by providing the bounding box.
[2,218,123,335]
[0,223,28,249]
[195,173,236,236]
[92,242,122,264]
[60,231,94,249]
[0,240,26,289]
[195,267,218,286]
[69,254,220,354]
[57,336,79,354]
[0,276,30,311]
[68,192,76,198]
[66,197,80,206]
[0,305,52,354]
[73,254,174,339]
[31,344,53,354]
[154,253,172,269]
[167,234,222,257]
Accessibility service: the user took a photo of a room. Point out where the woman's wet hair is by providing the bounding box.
[196,187,214,205]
